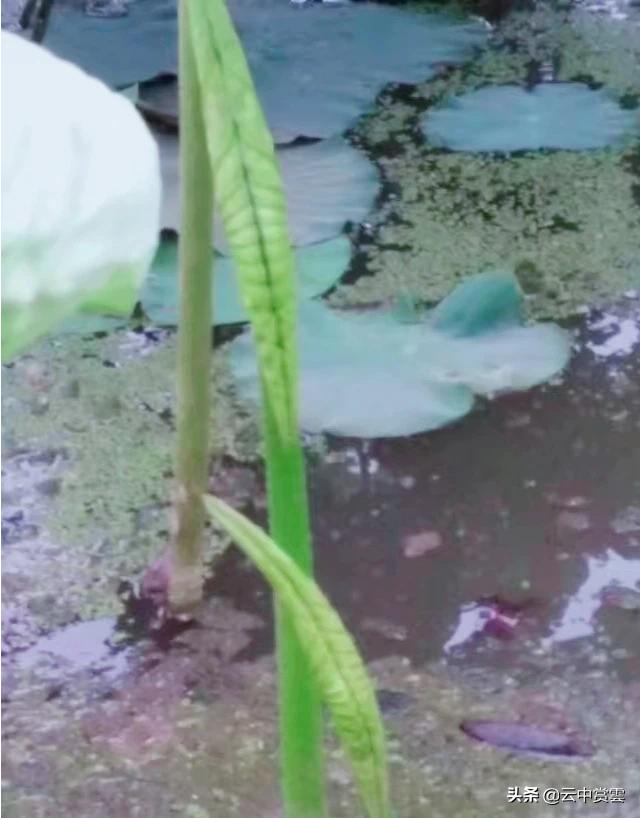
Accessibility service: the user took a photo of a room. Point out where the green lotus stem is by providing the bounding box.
[168,0,214,614]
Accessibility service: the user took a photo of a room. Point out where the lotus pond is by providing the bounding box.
[2,0,640,816]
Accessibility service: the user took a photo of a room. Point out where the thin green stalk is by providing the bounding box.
[169,0,214,615]
[264,407,326,818]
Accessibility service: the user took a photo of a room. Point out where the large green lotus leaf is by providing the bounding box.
[142,235,351,326]
[229,271,571,437]
[43,0,486,140]
[422,83,640,153]
[157,131,378,248]
[1,33,160,360]
[233,0,488,142]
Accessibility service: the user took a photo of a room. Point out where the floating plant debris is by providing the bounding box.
[402,530,443,558]
[460,720,594,758]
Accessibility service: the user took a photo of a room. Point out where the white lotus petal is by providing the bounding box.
[1,32,160,359]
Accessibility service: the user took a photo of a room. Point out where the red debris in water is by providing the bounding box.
[482,616,517,640]
[476,595,541,642]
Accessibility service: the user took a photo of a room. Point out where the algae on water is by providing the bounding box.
[332,12,640,319]
[1,330,260,632]
[331,146,640,319]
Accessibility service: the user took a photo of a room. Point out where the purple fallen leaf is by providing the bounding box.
[460,720,594,758]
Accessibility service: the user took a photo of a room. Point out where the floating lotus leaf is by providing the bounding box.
[44,0,177,88]
[141,235,351,326]
[229,271,571,437]
[157,132,378,248]
[43,0,487,139]
[240,1,488,142]
[1,33,160,359]
[422,83,640,153]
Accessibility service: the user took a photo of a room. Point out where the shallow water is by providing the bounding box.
[209,297,640,679]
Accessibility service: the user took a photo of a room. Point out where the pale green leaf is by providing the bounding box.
[204,495,391,818]
[230,272,571,437]
[1,32,160,361]
[423,84,639,153]
[187,0,297,442]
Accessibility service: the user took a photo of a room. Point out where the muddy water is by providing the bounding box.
[210,297,640,679]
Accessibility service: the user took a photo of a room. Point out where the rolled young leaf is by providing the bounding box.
[1,32,160,360]
[185,0,297,443]
[204,495,391,818]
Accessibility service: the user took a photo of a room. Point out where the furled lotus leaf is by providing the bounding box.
[142,235,351,326]
[229,271,571,437]
[1,33,160,360]
[422,83,640,153]
[157,131,378,248]
[43,0,487,139]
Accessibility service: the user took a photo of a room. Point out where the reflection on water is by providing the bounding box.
[544,548,640,644]
[17,617,130,680]
[586,308,640,359]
